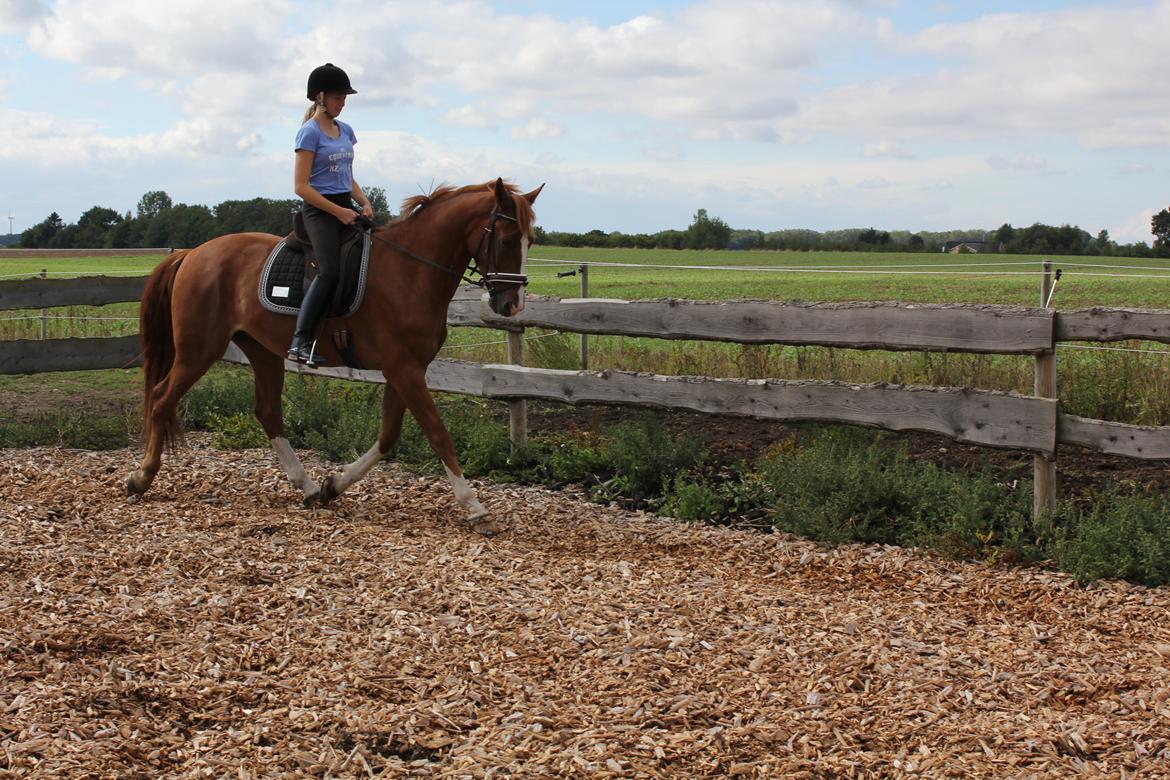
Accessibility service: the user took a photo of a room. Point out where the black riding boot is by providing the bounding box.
[287,277,334,367]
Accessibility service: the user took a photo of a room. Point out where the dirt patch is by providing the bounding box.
[2,442,1168,777]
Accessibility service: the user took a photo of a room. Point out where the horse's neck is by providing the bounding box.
[380,197,482,298]
[379,204,479,299]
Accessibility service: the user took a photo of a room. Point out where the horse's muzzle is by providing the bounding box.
[486,274,527,317]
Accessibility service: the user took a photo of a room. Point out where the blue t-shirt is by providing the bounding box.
[295,119,357,195]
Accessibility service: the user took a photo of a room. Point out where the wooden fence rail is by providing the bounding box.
[3,274,1170,473]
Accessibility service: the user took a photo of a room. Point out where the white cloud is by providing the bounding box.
[1110,206,1159,245]
[27,0,287,78]
[857,176,891,189]
[795,2,1170,149]
[400,0,870,140]
[442,105,496,129]
[0,0,47,34]
[864,140,914,159]
[511,118,564,140]
[986,154,1063,174]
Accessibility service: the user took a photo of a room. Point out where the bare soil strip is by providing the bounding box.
[2,441,1168,778]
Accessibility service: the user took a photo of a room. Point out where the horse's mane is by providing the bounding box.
[391,180,535,236]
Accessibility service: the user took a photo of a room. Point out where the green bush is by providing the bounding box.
[180,365,257,430]
[757,427,1037,560]
[1055,491,1170,586]
[662,477,723,522]
[543,432,609,485]
[208,412,269,450]
[604,414,707,497]
[0,409,131,450]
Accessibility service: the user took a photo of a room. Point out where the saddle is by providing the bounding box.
[258,213,373,368]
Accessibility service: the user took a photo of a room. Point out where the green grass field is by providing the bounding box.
[525,247,1170,308]
[5,247,1170,423]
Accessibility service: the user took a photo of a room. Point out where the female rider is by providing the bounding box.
[287,62,375,365]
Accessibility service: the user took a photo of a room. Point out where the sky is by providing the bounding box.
[1,0,1168,242]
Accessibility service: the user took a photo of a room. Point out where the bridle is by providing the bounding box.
[470,209,528,293]
[362,209,528,293]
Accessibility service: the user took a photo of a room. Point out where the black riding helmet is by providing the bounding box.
[306,63,357,100]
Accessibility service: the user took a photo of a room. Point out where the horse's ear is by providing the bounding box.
[523,183,545,205]
[492,177,508,206]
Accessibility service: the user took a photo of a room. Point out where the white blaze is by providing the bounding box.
[516,236,529,314]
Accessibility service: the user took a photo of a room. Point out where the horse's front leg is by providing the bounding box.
[386,369,497,536]
[318,384,406,504]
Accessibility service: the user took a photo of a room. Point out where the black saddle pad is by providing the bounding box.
[258,230,371,318]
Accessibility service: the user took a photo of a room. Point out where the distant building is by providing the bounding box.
[942,239,987,254]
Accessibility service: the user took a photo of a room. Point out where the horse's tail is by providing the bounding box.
[139,249,189,450]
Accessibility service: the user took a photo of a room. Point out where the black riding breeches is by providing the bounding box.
[302,192,352,290]
[292,192,352,342]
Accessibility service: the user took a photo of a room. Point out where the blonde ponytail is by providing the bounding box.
[302,92,324,123]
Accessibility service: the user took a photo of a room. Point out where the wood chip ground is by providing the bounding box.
[2,439,1168,778]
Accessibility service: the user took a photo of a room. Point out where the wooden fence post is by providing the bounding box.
[579,263,589,371]
[506,328,528,448]
[39,269,47,340]
[1034,261,1057,520]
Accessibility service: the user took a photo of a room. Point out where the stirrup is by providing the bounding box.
[287,340,320,368]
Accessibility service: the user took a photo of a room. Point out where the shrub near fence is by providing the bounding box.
[4,273,1170,524]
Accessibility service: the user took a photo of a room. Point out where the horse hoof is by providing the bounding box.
[469,513,499,537]
[126,471,148,496]
[318,476,340,506]
[302,490,320,509]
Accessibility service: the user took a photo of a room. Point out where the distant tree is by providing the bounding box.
[145,203,214,248]
[908,234,925,251]
[728,229,764,250]
[75,205,123,247]
[858,227,891,247]
[213,197,300,236]
[136,190,173,219]
[684,208,732,250]
[653,229,686,250]
[19,212,65,248]
[993,223,1015,249]
[1151,208,1170,256]
[364,186,393,222]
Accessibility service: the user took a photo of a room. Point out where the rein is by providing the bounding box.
[360,209,527,291]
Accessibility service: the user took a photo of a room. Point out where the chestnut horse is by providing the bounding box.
[128,178,542,535]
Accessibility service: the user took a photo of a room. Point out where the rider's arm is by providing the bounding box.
[350,178,374,219]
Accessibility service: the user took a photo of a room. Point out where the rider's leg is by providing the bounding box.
[288,197,346,365]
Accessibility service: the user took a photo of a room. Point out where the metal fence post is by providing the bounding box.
[1033,260,1057,521]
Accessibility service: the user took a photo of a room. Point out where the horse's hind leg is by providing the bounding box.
[127,347,221,496]
[319,383,406,503]
[234,336,320,505]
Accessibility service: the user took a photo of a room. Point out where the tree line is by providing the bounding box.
[11,190,1169,257]
[13,189,393,251]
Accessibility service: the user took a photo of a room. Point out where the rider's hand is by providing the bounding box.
[360,203,374,220]
[336,208,358,226]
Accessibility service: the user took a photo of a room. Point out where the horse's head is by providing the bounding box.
[476,178,543,317]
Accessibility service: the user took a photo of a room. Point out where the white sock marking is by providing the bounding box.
[272,437,318,497]
[334,441,384,493]
[444,463,487,518]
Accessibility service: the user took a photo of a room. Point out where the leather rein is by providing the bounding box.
[359,209,528,291]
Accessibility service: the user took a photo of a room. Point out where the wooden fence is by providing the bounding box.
[4,273,1170,518]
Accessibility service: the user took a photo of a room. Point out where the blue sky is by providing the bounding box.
[1,0,1168,242]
